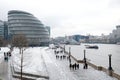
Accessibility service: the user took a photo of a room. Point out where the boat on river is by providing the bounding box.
[85,45,99,49]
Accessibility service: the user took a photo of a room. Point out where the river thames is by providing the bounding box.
[63,44,120,75]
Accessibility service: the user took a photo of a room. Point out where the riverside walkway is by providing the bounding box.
[0,47,118,80]
[41,47,117,80]
[0,48,10,80]
[0,60,8,80]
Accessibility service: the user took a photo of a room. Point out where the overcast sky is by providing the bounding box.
[0,0,120,37]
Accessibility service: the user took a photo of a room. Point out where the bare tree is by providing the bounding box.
[12,34,28,80]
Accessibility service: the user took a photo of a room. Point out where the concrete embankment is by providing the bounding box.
[59,46,120,80]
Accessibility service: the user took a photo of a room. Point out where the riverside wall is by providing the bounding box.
[59,46,120,80]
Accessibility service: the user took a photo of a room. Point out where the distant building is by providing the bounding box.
[8,10,50,46]
[88,34,109,43]
[72,35,80,42]
[4,21,8,40]
[0,20,4,37]
[109,25,120,43]
[72,35,89,42]
[0,20,9,40]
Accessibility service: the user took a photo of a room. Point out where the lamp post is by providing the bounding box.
[84,50,86,60]
[108,54,113,70]
[108,54,113,76]
[83,49,88,69]
[64,45,65,53]
[69,47,71,64]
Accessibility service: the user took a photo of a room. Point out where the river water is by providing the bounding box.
[62,44,120,75]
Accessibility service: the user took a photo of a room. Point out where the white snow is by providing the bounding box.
[9,46,118,80]
[11,47,48,79]
[41,46,117,80]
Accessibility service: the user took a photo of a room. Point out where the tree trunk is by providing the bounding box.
[20,48,23,80]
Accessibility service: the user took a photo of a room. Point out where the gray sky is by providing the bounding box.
[0,0,120,37]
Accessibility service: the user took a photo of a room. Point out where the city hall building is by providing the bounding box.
[8,10,50,46]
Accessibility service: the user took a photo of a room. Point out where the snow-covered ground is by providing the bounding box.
[3,46,117,80]
[11,47,48,79]
[42,47,118,80]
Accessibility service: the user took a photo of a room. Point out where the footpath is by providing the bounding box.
[0,48,10,80]
[0,47,118,80]
[42,47,118,80]
[0,59,8,80]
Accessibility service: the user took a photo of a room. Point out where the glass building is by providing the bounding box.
[0,20,4,37]
[4,21,8,40]
[46,26,50,36]
[8,10,49,46]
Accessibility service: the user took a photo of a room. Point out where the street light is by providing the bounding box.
[64,45,65,53]
[108,54,113,70]
[84,50,86,60]
[83,49,88,69]
[69,47,71,64]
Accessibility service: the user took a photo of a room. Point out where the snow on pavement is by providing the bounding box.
[9,47,118,80]
[0,47,10,80]
[12,47,48,76]
[41,47,118,80]
[42,48,78,80]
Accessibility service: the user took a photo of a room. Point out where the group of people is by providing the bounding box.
[69,63,79,70]
[56,55,69,60]
[4,51,11,61]
[54,49,63,54]
[53,46,88,71]
[54,47,69,60]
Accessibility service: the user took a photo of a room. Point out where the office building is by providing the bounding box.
[0,20,4,37]
[4,21,8,40]
[8,10,49,46]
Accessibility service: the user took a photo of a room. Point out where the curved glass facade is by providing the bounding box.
[8,10,49,46]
